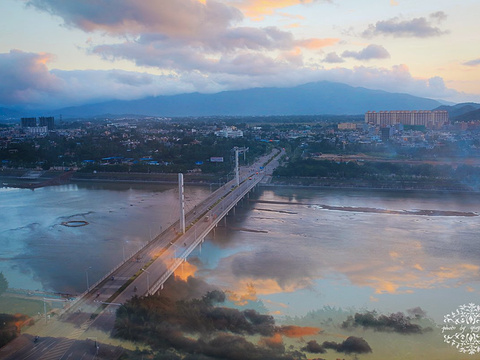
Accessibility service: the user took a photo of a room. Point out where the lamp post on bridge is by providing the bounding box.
[179,173,185,234]
[169,241,180,259]
[42,298,71,324]
[141,268,150,294]
[233,147,249,186]
[85,266,92,292]
[94,300,126,315]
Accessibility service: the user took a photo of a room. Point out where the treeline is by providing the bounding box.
[273,159,480,187]
[2,133,271,175]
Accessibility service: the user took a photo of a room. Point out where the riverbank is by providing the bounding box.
[0,169,219,186]
[265,176,479,193]
[2,169,479,192]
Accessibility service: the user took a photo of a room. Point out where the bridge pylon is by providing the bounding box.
[179,173,185,234]
[234,147,248,186]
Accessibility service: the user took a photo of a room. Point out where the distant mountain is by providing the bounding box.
[454,108,480,121]
[0,107,23,119]
[51,81,442,118]
[434,102,480,117]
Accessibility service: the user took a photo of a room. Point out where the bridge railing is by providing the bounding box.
[148,174,264,294]
[69,149,280,307]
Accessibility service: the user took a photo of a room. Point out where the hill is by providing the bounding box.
[54,81,442,118]
[433,102,480,122]
[0,81,445,119]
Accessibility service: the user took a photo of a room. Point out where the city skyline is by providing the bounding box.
[1,0,479,110]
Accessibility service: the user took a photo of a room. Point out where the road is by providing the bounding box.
[1,148,283,360]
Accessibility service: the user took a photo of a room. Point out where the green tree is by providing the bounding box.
[0,273,8,296]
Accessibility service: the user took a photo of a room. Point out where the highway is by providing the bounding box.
[0,148,283,360]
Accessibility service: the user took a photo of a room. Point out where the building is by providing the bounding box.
[214,126,243,138]
[365,110,449,129]
[338,123,358,130]
[380,126,393,142]
[39,116,55,130]
[21,117,37,128]
[26,126,48,135]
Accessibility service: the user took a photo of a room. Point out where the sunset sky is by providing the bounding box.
[1,0,479,109]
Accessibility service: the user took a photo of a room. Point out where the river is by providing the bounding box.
[1,182,479,359]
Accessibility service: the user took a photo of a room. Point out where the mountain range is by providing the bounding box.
[2,81,478,120]
[433,102,480,121]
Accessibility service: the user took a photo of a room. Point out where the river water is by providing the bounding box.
[0,182,210,294]
[1,182,479,359]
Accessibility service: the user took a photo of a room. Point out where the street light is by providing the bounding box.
[94,300,126,315]
[169,241,179,259]
[43,298,71,324]
[141,268,150,294]
[85,266,92,292]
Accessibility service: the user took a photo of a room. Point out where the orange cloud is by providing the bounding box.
[298,38,340,49]
[234,0,317,20]
[278,325,321,338]
[226,278,309,305]
[259,333,283,347]
[173,260,197,281]
[285,23,301,29]
[342,258,480,295]
[35,52,54,65]
[226,283,259,305]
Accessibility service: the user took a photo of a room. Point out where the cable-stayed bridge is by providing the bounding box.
[1,149,282,360]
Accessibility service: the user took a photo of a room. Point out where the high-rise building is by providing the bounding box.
[365,110,449,129]
[39,116,55,130]
[21,117,37,128]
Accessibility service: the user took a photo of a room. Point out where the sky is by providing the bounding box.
[1,0,479,110]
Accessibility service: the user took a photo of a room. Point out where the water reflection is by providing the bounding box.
[0,182,211,293]
[180,188,480,358]
[189,190,480,319]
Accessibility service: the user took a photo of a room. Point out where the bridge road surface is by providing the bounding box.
[0,149,282,360]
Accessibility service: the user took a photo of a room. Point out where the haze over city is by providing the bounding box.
[1,0,480,111]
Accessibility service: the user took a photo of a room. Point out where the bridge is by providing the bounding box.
[1,149,283,360]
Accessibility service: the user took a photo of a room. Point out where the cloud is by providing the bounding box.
[25,0,243,37]
[323,336,372,354]
[302,340,326,353]
[11,2,475,107]
[323,52,344,63]
[1,50,477,109]
[108,72,154,87]
[227,0,324,21]
[259,333,285,351]
[229,249,318,289]
[277,325,321,338]
[302,337,372,355]
[296,38,340,49]
[162,274,219,301]
[25,0,336,81]
[430,11,448,23]
[342,44,390,60]
[362,13,449,38]
[341,311,433,334]
[114,286,323,359]
[464,58,480,67]
[0,50,62,107]
[407,306,427,318]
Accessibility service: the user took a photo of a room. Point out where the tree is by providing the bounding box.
[0,273,8,296]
